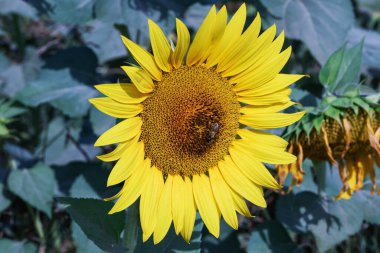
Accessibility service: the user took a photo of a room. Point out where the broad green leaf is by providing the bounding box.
[46,0,95,24]
[0,0,37,19]
[0,239,37,253]
[58,198,125,253]
[17,69,97,117]
[309,197,363,252]
[0,48,42,97]
[70,176,99,199]
[90,107,115,136]
[7,163,55,217]
[319,42,363,93]
[0,183,12,212]
[260,0,287,18]
[136,214,204,253]
[284,0,354,64]
[201,219,239,253]
[37,117,99,166]
[53,162,109,198]
[277,187,364,252]
[347,28,380,69]
[247,221,299,253]
[355,190,380,225]
[72,222,105,253]
[81,21,126,64]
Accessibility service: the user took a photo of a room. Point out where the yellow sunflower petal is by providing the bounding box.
[235,74,305,97]
[107,141,144,186]
[219,23,276,77]
[172,175,186,234]
[154,175,173,244]
[186,5,216,66]
[230,190,252,217]
[237,129,288,149]
[209,167,238,230]
[108,158,150,214]
[95,83,147,104]
[180,177,196,243]
[215,12,261,72]
[89,97,143,118]
[237,88,292,105]
[121,35,162,81]
[206,4,247,67]
[239,111,305,130]
[223,29,284,77]
[171,18,190,69]
[210,6,227,47]
[218,156,266,207]
[148,19,172,72]
[192,174,220,238]
[240,101,295,114]
[97,134,140,162]
[94,117,142,146]
[121,66,155,93]
[232,46,292,90]
[229,144,281,189]
[140,166,164,241]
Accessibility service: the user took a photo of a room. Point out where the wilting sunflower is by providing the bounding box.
[278,100,380,199]
[90,4,304,244]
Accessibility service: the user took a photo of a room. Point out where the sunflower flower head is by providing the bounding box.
[90,4,305,244]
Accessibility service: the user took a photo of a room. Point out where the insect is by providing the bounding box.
[206,123,220,142]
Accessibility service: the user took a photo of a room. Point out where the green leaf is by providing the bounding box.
[313,115,325,133]
[284,0,354,64]
[260,0,287,18]
[353,97,372,113]
[136,214,204,253]
[247,221,298,253]
[90,107,115,136]
[70,176,99,199]
[0,183,12,212]
[347,28,380,69]
[58,198,125,253]
[310,197,363,252]
[37,117,99,166]
[72,222,105,253]
[355,190,380,225]
[324,106,342,123]
[277,189,364,252]
[330,97,354,108]
[0,239,37,253]
[17,69,97,117]
[0,100,25,118]
[319,41,363,93]
[201,219,239,253]
[7,163,55,217]
[0,0,37,19]
[46,0,96,24]
[81,21,126,64]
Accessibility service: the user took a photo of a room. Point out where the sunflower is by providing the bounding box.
[90,4,304,244]
[278,106,380,199]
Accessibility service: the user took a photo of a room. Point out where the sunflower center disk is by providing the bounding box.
[141,66,240,177]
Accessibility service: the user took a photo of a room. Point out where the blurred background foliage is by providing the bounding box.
[0,0,379,252]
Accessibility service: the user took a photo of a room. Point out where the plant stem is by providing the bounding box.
[26,205,46,252]
[123,202,140,253]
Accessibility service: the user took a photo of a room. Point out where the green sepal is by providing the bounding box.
[324,106,342,124]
